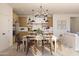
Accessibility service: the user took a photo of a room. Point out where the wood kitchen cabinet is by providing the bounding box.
[19,17,27,27]
[47,17,53,27]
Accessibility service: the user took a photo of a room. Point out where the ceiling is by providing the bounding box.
[9,3,79,15]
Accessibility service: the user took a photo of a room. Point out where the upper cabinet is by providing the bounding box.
[19,17,27,27]
[47,17,53,27]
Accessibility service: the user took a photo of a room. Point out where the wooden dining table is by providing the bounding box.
[22,33,57,55]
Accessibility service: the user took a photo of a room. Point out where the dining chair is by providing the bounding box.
[41,34,53,55]
[25,34,37,55]
[15,33,23,52]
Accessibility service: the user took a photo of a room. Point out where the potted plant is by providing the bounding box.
[36,28,43,35]
[35,28,43,46]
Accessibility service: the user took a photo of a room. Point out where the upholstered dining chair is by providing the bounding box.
[42,34,53,55]
[15,33,23,51]
[25,33,37,55]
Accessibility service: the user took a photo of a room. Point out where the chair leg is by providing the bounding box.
[34,40,37,55]
[16,44,18,51]
[26,42,30,55]
[17,44,20,52]
[26,46,28,55]
[24,41,26,52]
[42,40,44,55]
[50,44,53,55]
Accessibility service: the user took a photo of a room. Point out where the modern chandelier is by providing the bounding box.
[32,5,48,18]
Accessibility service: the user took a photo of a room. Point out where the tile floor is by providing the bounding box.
[0,43,79,56]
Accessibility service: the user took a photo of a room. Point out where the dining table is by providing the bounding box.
[22,33,57,55]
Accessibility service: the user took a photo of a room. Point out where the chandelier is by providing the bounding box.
[32,5,48,18]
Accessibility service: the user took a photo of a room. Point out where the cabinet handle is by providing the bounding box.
[2,33,5,35]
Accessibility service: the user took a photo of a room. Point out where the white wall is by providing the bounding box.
[53,14,79,37]
[53,14,70,37]
[0,4,13,51]
[70,17,79,33]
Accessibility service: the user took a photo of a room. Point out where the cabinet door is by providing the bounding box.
[75,37,79,50]
[0,14,13,51]
[19,17,27,27]
[0,32,8,51]
[0,16,9,51]
[47,17,53,27]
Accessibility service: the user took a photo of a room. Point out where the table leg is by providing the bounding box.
[34,40,37,55]
[26,40,30,55]
[24,41,26,52]
[54,40,56,54]
[50,42,53,55]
